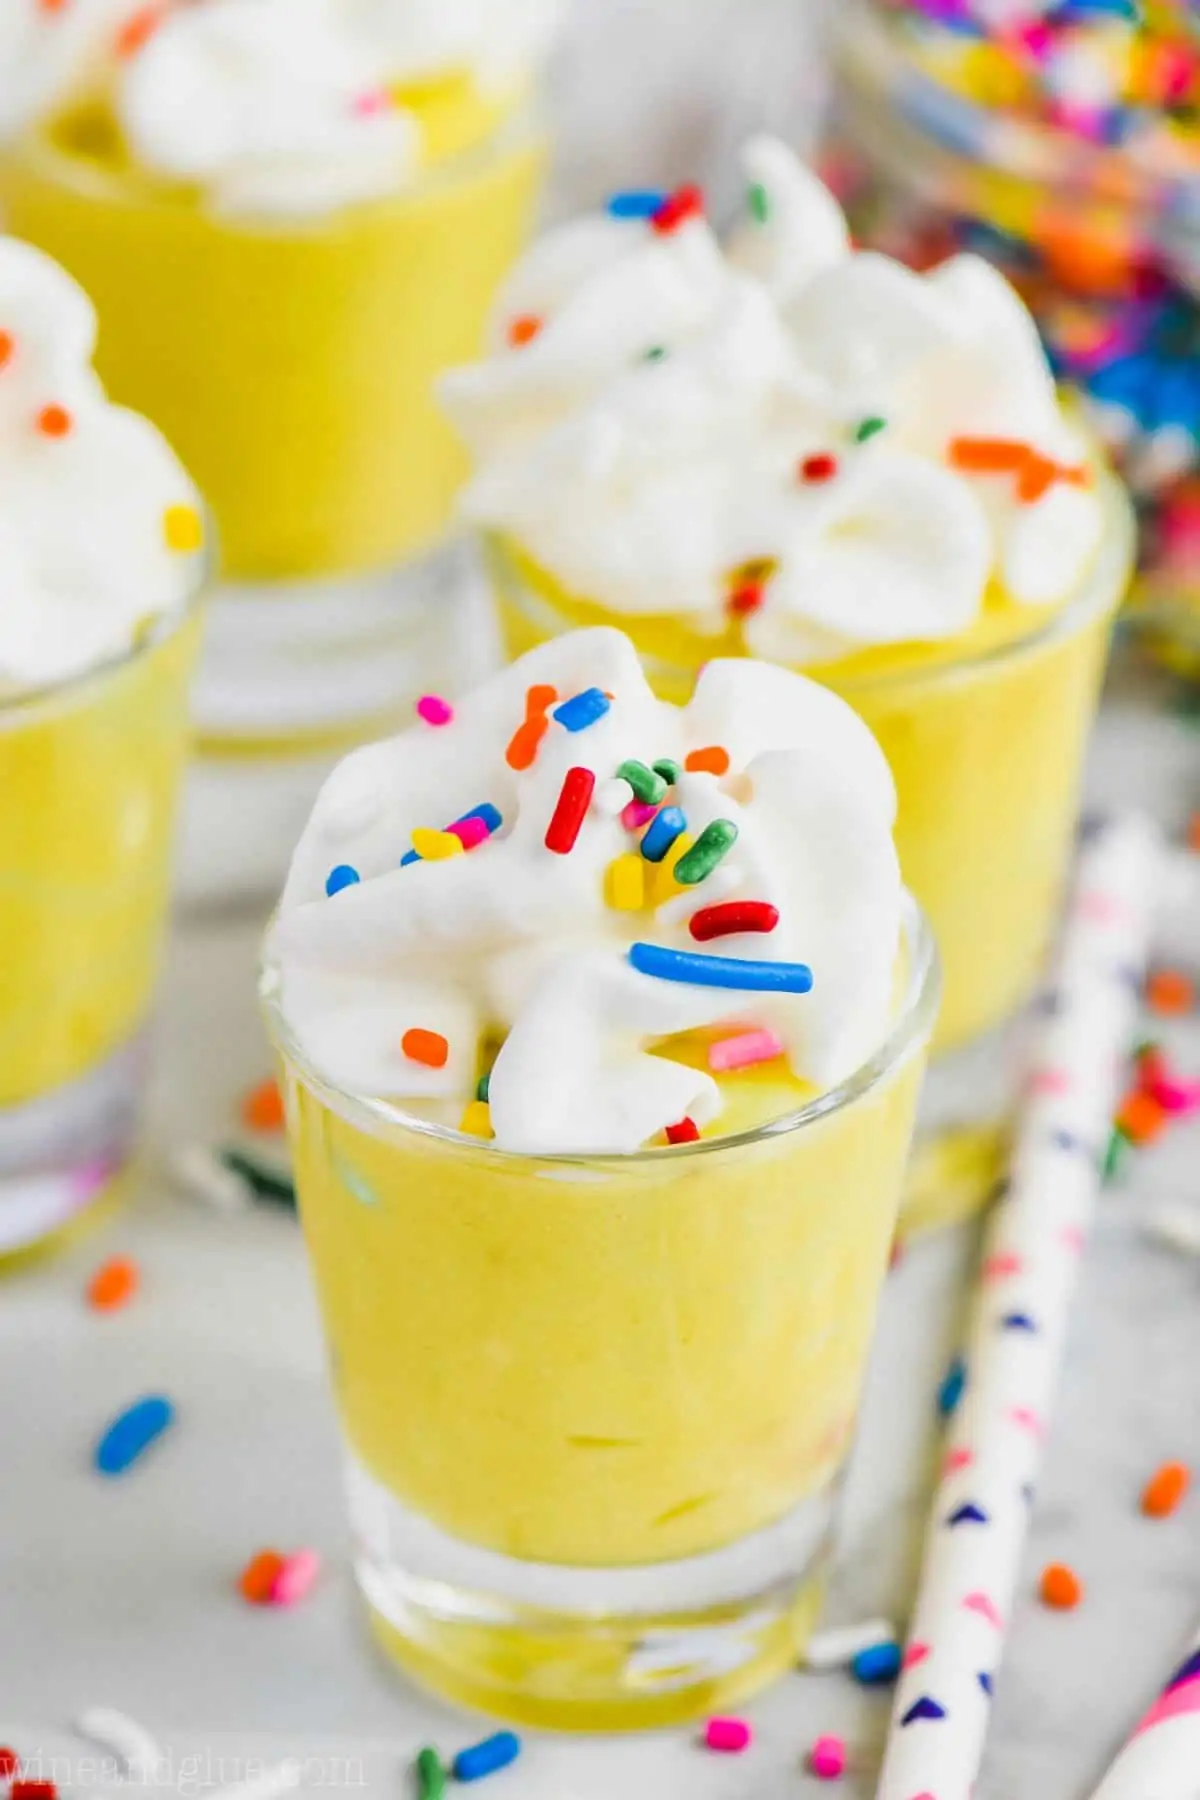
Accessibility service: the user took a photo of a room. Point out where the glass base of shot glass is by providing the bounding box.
[0,1031,145,1259]
[345,1450,831,1731]
[177,540,503,909]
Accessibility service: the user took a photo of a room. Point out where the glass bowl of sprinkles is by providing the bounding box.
[260,885,939,1730]
[823,0,1200,676]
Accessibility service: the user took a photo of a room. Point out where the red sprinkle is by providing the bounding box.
[0,1752,20,1782]
[799,452,838,483]
[13,1785,58,1800]
[545,767,595,855]
[651,184,705,235]
[666,1117,700,1144]
[727,580,765,616]
[402,1028,449,1069]
[689,900,780,941]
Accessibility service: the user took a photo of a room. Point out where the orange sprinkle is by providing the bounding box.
[39,0,69,10]
[1040,1562,1083,1609]
[163,503,203,553]
[115,4,163,56]
[1146,969,1195,1016]
[507,314,543,348]
[685,746,731,776]
[0,332,13,370]
[241,1077,285,1133]
[37,404,72,438]
[1141,1461,1190,1519]
[948,436,1031,474]
[239,1549,285,1605]
[1115,1088,1167,1146]
[1185,812,1200,853]
[401,1028,449,1069]
[1016,453,1058,504]
[505,714,547,772]
[87,1255,140,1313]
[525,683,557,718]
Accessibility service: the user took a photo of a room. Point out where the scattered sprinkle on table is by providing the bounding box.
[704,1718,751,1753]
[414,1747,445,1800]
[271,1548,322,1607]
[241,1076,285,1132]
[850,1639,903,1685]
[1040,1562,1084,1609]
[809,1735,847,1780]
[87,1255,140,1312]
[1142,1461,1191,1518]
[218,1147,296,1208]
[416,695,454,726]
[240,1549,286,1604]
[12,1782,57,1800]
[94,1394,175,1476]
[451,1732,521,1783]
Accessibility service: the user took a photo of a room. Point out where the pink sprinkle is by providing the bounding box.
[708,1028,784,1073]
[622,798,658,831]
[1030,1068,1070,1095]
[903,1641,930,1669]
[416,694,454,726]
[447,814,490,851]
[809,1735,846,1780]
[1150,1076,1200,1116]
[270,1548,322,1607]
[353,88,392,117]
[704,1718,750,1754]
[943,1447,973,1476]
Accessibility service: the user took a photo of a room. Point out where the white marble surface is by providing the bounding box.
[5,4,1200,1796]
[2,641,1199,1800]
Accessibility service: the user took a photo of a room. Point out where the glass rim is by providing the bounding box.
[0,535,211,726]
[485,464,1134,699]
[259,890,941,1170]
[5,87,544,223]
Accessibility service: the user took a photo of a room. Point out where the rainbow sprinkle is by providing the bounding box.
[629,943,813,994]
[553,688,611,733]
[639,806,687,863]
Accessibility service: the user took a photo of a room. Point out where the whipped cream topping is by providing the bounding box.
[271,628,904,1156]
[442,137,1106,661]
[1,0,558,217]
[0,236,203,691]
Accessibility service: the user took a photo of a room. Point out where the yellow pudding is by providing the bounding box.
[274,980,932,1725]
[491,472,1133,1062]
[0,83,545,581]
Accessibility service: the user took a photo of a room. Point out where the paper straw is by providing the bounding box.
[875,813,1161,1800]
[1086,1626,1200,1800]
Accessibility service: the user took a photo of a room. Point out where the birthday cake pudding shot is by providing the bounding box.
[0,234,205,1257]
[443,136,1135,1227]
[263,627,938,1727]
[0,0,556,894]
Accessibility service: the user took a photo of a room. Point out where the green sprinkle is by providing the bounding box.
[476,1070,491,1103]
[616,759,667,805]
[219,1147,296,1208]
[1102,1124,1129,1186]
[643,345,668,362]
[855,416,887,443]
[674,818,739,886]
[415,1747,445,1800]
[652,758,683,786]
[748,181,770,224]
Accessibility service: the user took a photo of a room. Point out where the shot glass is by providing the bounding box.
[261,899,937,1728]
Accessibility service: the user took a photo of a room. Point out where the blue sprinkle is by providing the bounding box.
[455,802,503,834]
[451,1733,521,1783]
[946,1502,989,1527]
[1001,1312,1038,1333]
[900,1696,947,1726]
[978,1670,994,1697]
[606,189,667,219]
[325,864,361,896]
[639,805,687,864]
[851,1641,902,1686]
[553,688,611,733]
[400,849,420,866]
[629,942,813,995]
[937,1355,967,1418]
[95,1395,175,1476]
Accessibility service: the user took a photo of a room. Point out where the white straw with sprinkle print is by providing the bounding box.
[875,813,1161,1800]
[1087,1625,1200,1800]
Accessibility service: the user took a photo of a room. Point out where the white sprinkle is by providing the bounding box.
[1143,1202,1200,1260]
[210,1761,303,1800]
[803,1618,899,1671]
[76,1707,161,1776]
[170,1143,250,1214]
[595,777,634,817]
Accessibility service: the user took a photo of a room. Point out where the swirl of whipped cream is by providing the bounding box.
[442,136,1106,660]
[345,0,561,94]
[271,627,904,1155]
[0,236,203,690]
[0,0,133,144]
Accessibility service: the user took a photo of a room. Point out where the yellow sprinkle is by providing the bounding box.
[606,853,646,912]
[411,828,463,861]
[649,833,693,906]
[460,1100,493,1138]
[163,503,203,553]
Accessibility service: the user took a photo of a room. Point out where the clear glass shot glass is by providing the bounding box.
[260,899,938,1729]
[0,593,204,1259]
